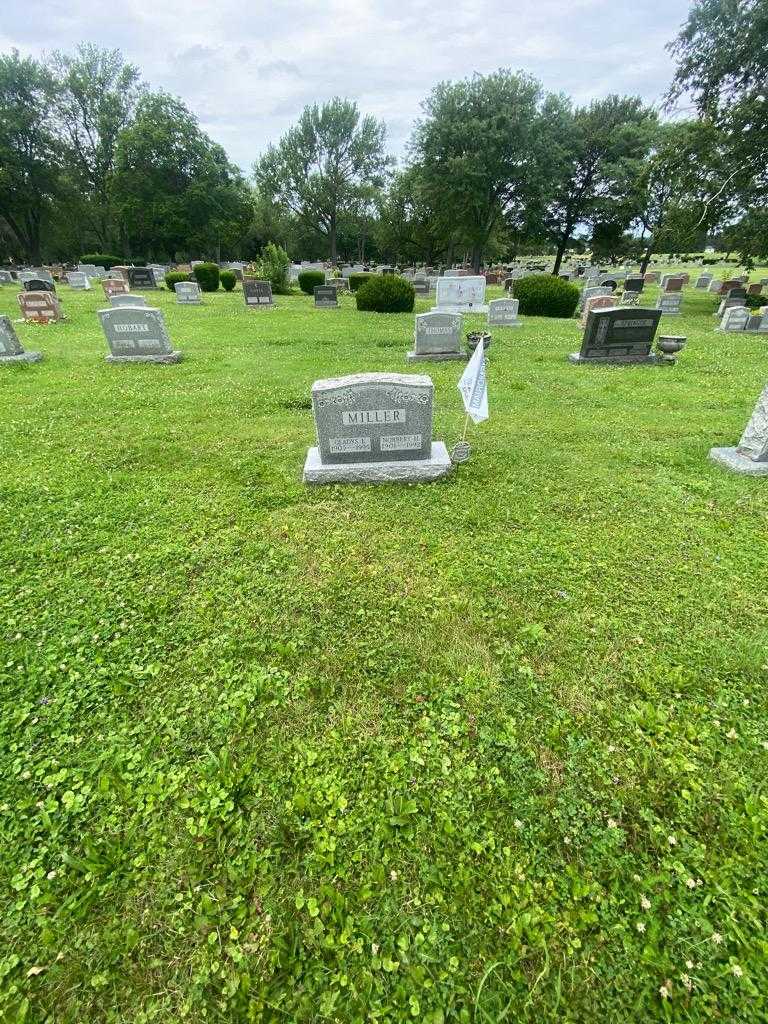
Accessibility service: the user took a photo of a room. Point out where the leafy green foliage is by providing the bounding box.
[348,272,374,292]
[192,262,219,292]
[355,274,415,312]
[80,253,122,269]
[163,270,192,291]
[514,274,579,317]
[254,242,290,295]
[297,270,325,295]
[219,269,237,292]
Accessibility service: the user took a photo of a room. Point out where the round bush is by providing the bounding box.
[220,270,237,292]
[80,253,122,270]
[192,262,220,292]
[349,272,374,292]
[514,274,579,318]
[164,271,192,291]
[355,275,415,313]
[298,270,325,295]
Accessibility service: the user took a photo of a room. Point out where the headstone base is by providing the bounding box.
[709,447,768,476]
[431,304,488,314]
[106,352,183,364]
[0,351,43,364]
[568,352,663,366]
[490,320,522,328]
[303,442,453,485]
[406,350,467,363]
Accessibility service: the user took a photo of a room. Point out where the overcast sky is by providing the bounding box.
[3,0,692,173]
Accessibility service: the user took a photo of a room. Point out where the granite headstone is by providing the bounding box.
[570,306,663,364]
[407,312,464,362]
[98,306,181,363]
[0,314,42,363]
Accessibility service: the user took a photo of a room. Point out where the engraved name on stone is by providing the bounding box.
[341,409,406,425]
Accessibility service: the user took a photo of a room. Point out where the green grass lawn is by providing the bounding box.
[1,275,767,1023]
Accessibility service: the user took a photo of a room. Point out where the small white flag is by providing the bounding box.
[457,341,488,424]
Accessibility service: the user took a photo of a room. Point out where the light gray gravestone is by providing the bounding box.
[314,285,338,308]
[18,291,62,323]
[66,271,91,290]
[78,263,98,277]
[110,294,147,308]
[127,267,158,290]
[718,306,750,332]
[710,384,768,475]
[578,285,612,313]
[708,279,724,293]
[175,281,202,305]
[106,269,126,281]
[0,270,12,284]
[488,298,521,327]
[98,307,182,364]
[656,293,682,315]
[407,312,465,363]
[0,314,42,364]
[433,275,488,313]
[412,277,431,295]
[243,278,274,307]
[695,274,713,288]
[570,306,663,364]
[303,372,451,484]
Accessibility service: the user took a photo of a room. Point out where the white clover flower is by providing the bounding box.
[668,835,677,846]
[389,870,398,881]
[607,818,619,829]
[514,819,523,829]
[726,728,738,740]
[681,973,692,991]
[686,878,696,889]
[659,984,670,1000]
[711,932,723,945]
[641,896,651,910]
[636,921,646,933]
[731,964,743,978]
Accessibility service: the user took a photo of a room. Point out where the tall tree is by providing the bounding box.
[411,71,566,272]
[375,165,451,265]
[254,99,389,260]
[113,92,252,261]
[667,0,768,200]
[50,44,144,250]
[544,95,656,275]
[0,50,61,263]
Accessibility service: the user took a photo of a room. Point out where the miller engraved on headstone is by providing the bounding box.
[98,306,182,364]
[407,312,465,363]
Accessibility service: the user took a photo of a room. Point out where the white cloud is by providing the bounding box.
[3,0,691,171]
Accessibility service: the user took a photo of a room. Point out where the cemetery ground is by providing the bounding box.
[1,276,768,1023]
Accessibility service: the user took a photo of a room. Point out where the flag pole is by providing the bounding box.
[461,412,470,442]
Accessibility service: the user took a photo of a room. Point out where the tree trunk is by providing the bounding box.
[552,231,570,276]
[329,211,337,261]
[639,241,654,276]
[471,244,483,274]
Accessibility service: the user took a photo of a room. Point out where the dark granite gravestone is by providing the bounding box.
[23,278,55,293]
[664,276,684,292]
[727,287,747,301]
[127,267,157,290]
[710,383,768,475]
[97,307,181,363]
[0,314,42,363]
[569,306,663,364]
[243,278,274,307]
[175,281,202,305]
[18,291,62,323]
[110,294,147,308]
[407,312,465,362]
[303,372,451,484]
[412,278,431,295]
[314,285,338,308]
[624,276,644,293]
[488,298,521,327]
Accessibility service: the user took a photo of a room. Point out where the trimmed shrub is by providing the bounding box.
[193,262,220,292]
[255,242,291,295]
[80,253,122,270]
[745,293,764,309]
[514,274,579,318]
[164,271,192,291]
[220,270,237,292]
[356,274,415,313]
[349,272,374,292]
[298,270,325,295]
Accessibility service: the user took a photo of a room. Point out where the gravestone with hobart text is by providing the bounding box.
[488,298,521,327]
[570,306,663,364]
[314,285,338,308]
[303,372,451,484]
[127,267,157,290]
[433,276,488,314]
[110,294,147,308]
[710,383,768,475]
[175,281,202,305]
[98,307,181,364]
[18,291,63,323]
[0,314,42,364]
[407,312,465,363]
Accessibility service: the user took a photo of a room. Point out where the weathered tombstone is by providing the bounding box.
[710,384,768,475]
[98,306,181,363]
[412,277,431,295]
[656,293,683,316]
[580,294,615,328]
[578,285,612,313]
[18,291,62,323]
[443,269,464,278]
[78,263,99,277]
[746,313,768,333]
[747,283,764,296]
[175,280,203,305]
[314,285,338,308]
[0,314,42,364]
[407,312,464,362]
[0,270,12,284]
[644,272,660,284]
[570,306,663,364]
[241,278,274,308]
[434,276,487,313]
[624,276,644,293]
[102,278,129,298]
[29,268,54,285]
[127,267,157,290]
[23,277,56,294]
[110,294,147,308]
[718,306,750,332]
[695,274,713,288]
[66,271,91,290]
[303,372,452,484]
[664,276,684,292]
[488,298,521,327]
[727,286,747,301]
[708,279,724,293]
[106,269,126,281]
